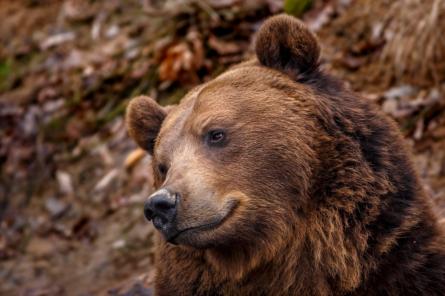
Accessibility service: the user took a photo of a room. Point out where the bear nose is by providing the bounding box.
[144,189,177,223]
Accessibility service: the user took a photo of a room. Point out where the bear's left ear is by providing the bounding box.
[126,96,169,154]
[255,14,320,79]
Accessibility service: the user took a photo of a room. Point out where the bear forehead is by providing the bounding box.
[154,63,317,159]
[160,64,310,137]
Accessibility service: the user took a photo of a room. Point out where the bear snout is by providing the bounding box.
[144,189,179,240]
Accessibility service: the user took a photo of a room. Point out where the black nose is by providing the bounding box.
[144,189,177,223]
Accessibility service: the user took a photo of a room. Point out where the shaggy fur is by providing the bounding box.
[126,14,445,296]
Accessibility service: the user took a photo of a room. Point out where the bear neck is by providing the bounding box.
[198,223,357,295]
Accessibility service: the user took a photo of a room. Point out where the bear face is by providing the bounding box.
[127,16,323,250]
[126,14,445,296]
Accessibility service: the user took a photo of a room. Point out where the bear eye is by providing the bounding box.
[206,129,226,147]
[157,164,168,177]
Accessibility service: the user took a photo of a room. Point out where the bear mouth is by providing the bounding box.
[167,200,239,245]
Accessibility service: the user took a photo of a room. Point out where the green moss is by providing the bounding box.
[160,87,187,106]
[284,0,313,16]
[0,59,13,92]
[96,99,130,126]
[42,115,69,141]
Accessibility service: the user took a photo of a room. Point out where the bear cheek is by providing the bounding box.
[175,183,231,227]
[173,172,240,233]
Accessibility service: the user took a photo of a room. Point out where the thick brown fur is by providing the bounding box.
[126,14,445,296]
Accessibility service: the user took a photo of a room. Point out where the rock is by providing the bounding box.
[112,239,126,249]
[56,171,74,195]
[45,197,69,218]
[383,85,417,100]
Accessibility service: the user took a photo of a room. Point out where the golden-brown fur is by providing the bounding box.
[126,14,445,296]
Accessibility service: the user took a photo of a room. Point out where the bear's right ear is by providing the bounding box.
[126,96,167,154]
[255,14,320,79]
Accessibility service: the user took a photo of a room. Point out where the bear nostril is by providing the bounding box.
[151,194,176,213]
[144,202,154,221]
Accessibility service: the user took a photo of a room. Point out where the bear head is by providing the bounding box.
[127,15,332,252]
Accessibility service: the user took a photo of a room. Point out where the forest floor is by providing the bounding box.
[1,0,444,295]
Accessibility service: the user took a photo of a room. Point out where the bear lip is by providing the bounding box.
[167,199,239,244]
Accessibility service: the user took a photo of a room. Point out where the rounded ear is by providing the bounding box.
[255,14,320,79]
[126,96,167,154]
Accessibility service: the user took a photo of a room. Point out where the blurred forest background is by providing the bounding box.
[1,0,445,295]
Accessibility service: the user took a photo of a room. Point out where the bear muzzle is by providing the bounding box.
[144,187,242,246]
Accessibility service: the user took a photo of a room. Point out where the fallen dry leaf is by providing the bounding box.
[125,149,146,170]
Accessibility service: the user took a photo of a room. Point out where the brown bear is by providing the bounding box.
[126,14,445,296]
